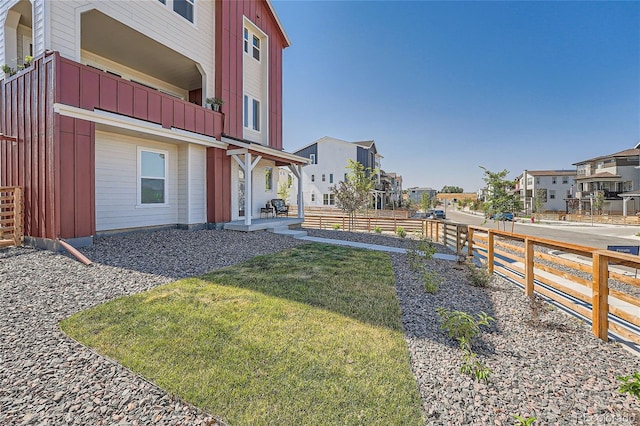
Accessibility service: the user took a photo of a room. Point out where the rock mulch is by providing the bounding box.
[2,227,640,425]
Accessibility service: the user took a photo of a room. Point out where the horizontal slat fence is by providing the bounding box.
[468,226,640,345]
[0,186,23,247]
[301,214,444,243]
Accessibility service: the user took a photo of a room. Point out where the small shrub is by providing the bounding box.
[2,64,16,76]
[436,308,494,350]
[512,415,537,425]
[396,226,406,238]
[460,348,491,383]
[374,226,382,233]
[466,260,493,287]
[332,223,341,230]
[422,268,442,294]
[617,372,640,400]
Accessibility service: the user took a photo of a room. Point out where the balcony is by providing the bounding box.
[57,55,223,139]
[576,190,621,199]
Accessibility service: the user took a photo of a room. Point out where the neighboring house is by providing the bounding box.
[573,148,639,215]
[290,136,382,208]
[407,187,437,205]
[0,0,308,248]
[515,170,577,214]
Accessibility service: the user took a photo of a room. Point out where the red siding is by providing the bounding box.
[0,54,58,240]
[206,147,231,223]
[215,0,287,150]
[57,57,223,139]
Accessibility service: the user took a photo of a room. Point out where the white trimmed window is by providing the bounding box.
[265,167,273,191]
[138,148,168,205]
[552,177,557,184]
[311,174,315,182]
[243,27,261,62]
[173,0,194,22]
[311,193,315,202]
[309,154,316,164]
[322,174,326,182]
[323,193,335,205]
[243,95,261,132]
[329,174,334,183]
[549,190,556,199]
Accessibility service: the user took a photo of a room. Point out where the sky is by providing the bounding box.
[271,0,640,192]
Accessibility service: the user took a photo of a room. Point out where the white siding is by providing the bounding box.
[95,131,207,231]
[300,138,356,207]
[242,18,267,144]
[188,144,206,223]
[95,131,179,231]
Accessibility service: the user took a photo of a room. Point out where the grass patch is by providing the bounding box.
[61,243,423,425]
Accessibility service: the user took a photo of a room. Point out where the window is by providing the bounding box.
[322,174,326,182]
[243,96,248,128]
[329,174,333,183]
[252,99,260,131]
[344,173,348,181]
[243,28,249,53]
[536,178,540,185]
[265,167,273,191]
[139,148,167,205]
[173,0,194,23]
[252,35,261,61]
[549,190,556,199]
[311,174,315,182]
[323,194,335,205]
[552,177,557,184]
[562,176,568,184]
[309,154,316,164]
[311,193,315,202]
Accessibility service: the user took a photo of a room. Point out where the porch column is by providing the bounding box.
[288,163,304,219]
[244,153,252,226]
[623,197,629,217]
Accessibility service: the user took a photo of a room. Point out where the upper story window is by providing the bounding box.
[243,95,261,133]
[322,174,326,182]
[244,27,261,62]
[158,0,194,23]
[173,0,194,23]
[562,176,568,184]
[309,154,316,164]
[552,177,557,184]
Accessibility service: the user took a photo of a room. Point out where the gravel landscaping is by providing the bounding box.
[2,227,640,425]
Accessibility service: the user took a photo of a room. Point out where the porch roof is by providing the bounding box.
[222,135,310,166]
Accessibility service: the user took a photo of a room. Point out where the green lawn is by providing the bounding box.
[60,243,424,425]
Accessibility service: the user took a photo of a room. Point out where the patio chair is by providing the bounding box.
[270,199,289,217]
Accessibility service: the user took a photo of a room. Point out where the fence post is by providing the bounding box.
[487,231,494,274]
[368,217,371,232]
[422,220,426,239]
[342,216,345,230]
[524,238,534,296]
[442,224,447,248]
[592,252,609,342]
[467,227,474,260]
[435,222,440,243]
[456,225,462,255]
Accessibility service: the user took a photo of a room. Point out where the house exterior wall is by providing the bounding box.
[215,0,287,150]
[46,0,215,96]
[299,138,356,207]
[95,130,180,231]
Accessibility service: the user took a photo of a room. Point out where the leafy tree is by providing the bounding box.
[533,189,546,219]
[594,190,604,215]
[331,160,377,230]
[480,166,521,231]
[277,181,291,202]
[441,185,464,193]
[419,192,434,212]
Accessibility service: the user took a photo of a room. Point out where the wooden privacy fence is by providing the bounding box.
[467,226,640,344]
[0,186,23,248]
[302,214,444,243]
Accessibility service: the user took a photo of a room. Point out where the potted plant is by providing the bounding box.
[206,97,224,112]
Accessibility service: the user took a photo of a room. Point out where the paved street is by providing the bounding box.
[445,209,640,250]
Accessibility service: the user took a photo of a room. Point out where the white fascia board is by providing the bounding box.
[265,0,292,47]
[53,104,228,150]
[221,136,310,164]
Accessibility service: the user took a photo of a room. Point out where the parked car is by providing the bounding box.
[494,212,514,221]
[424,209,435,218]
[433,209,446,220]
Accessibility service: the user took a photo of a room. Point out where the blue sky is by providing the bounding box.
[271,0,640,192]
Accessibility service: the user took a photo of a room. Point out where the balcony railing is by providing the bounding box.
[57,54,223,139]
